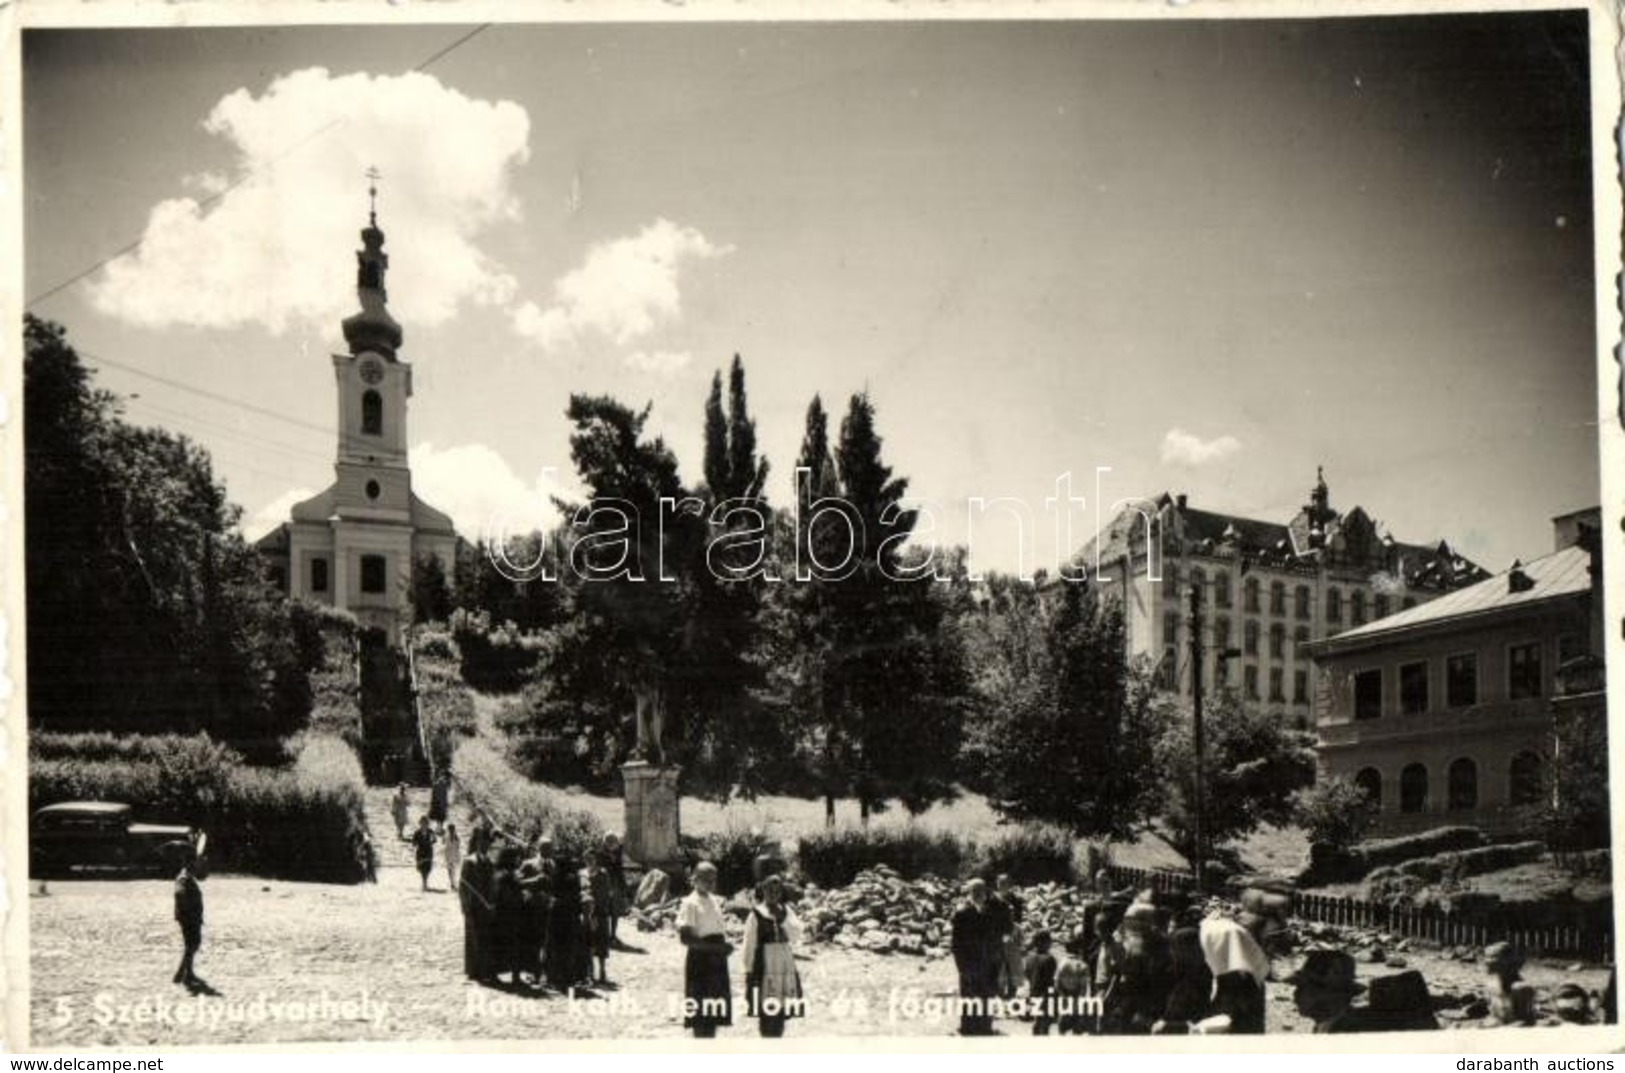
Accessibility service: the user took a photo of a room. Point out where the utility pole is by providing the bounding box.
[1189,581,1206,893]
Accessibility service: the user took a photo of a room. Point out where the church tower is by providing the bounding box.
[257,183,457,643]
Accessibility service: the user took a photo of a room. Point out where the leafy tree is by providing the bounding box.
[976,583,1162,837]
[411,552,454,625]
[1543,701,1611,851]
[23,315,312,756]
[1292,774,1378,851]
[1152,687,1317,861]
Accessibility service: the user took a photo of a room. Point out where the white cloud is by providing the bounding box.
[512,218,731,349]
[89,68,530,334]
[242,486,316,542]
[1160,428,1242,467]
[624,350,692,376]
[409,442,571,543]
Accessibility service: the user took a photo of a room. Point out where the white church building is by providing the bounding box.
[256,201,457,643]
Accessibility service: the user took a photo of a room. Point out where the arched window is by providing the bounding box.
[1244,620,1260,656]
[1374,594,1390,619]
[1270,581,1286,616]
[362,390,383,436]
[1327,586,1343,623]
[1355,767,1382,808]
[1447,758,1478,811]
[1214,570,1232,609]
[1295,585,1311,620]
[1351,590,1367,626]
[1509,752,1543,807]
[1245,577,1261,613]
[1269,623,1285,659]
[1400,763,1428,813]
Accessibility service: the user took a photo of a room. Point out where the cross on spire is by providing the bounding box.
[366,166,382,226]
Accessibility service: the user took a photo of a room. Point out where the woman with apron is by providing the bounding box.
[743,873,803,1038]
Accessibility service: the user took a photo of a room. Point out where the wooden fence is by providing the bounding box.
[1104,865,1613,962]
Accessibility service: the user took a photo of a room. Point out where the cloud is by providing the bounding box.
[512,218,731,349]
[242,486,317,542]
[624,350,692,376]
[409,442,571,542]
[1160,428,1242,467]
[89,68,530,334]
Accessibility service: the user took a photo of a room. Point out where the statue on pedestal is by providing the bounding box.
[631,672,668,768]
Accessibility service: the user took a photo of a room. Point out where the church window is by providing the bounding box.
[362,390,383,436]
[310,557,329,593]
[366,479,381,501]
[361,554,387,594]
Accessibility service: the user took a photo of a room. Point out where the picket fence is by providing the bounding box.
[1104,864,1614,963]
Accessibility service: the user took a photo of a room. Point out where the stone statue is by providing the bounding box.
[633,675,667,767]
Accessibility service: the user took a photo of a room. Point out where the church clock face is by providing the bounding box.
[359,358,384,385]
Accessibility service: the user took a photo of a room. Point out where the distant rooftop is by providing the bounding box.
[1310,542,1593,653]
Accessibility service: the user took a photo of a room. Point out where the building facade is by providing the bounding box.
[256,206,457,643]
[1305,508,1603,836]
[1076,471,1486,727]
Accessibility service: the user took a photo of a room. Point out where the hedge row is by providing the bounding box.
[449,739,604,860]
[793,821,1084,889]
[1357,826,1486,871]
[29,732,372,883]
[1370,840,1547,885]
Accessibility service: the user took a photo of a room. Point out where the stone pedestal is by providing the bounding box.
[621,761,681,868]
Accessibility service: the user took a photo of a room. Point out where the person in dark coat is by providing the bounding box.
[458,829,497,982]
[544,855,591,991]
[172,848,205,987]
[1100,902,1173,1035]
[428,773,450,828]
[991,874,1025,998]
[410,815,437,892]
[950,878,1002,1036]
[1025,930,1059,1036]
[678,861,734,1037]
[1155,924,1213,1032]
[491,847,530,988]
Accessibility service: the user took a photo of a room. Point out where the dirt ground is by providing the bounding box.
[25,857,1614,1049]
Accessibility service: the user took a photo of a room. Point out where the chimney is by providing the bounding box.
[1175,494,1188,511]
[1507,560,1535,594]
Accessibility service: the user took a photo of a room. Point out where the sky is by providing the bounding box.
[21,12,1603,578]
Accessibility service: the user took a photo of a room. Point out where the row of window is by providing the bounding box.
[1354,753,1542,814]
[1351,641,1553,720]
[1163,566,1416,625]
[307,554,390,595]
[1164,613,1311,661]
[1157,650,1311,705]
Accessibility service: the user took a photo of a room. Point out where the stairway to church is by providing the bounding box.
[359,631,429,786]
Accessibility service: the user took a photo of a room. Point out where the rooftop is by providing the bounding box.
[1310,542,1594,652]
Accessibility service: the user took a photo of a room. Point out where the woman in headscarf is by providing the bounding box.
[1197,916,1271,1034]
[458,827,497,982]
[743,872,803,1037]
[678,861,734,1038]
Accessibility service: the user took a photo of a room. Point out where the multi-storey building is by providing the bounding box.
[1076,471,1486,727]
[1305,507,1604,836]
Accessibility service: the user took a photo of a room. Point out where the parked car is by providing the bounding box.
[30,801,200,878]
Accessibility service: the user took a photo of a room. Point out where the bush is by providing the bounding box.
[450,609,542,693]
[28,732,371,882]
[450,739,604,860]
[795,825,967,888]
[1293,776,1378,851]
[1380,841,1546,884]
[683,824,779,896]
[969,822,1080,885]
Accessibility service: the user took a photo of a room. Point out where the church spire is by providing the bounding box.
[342,167,404,359]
